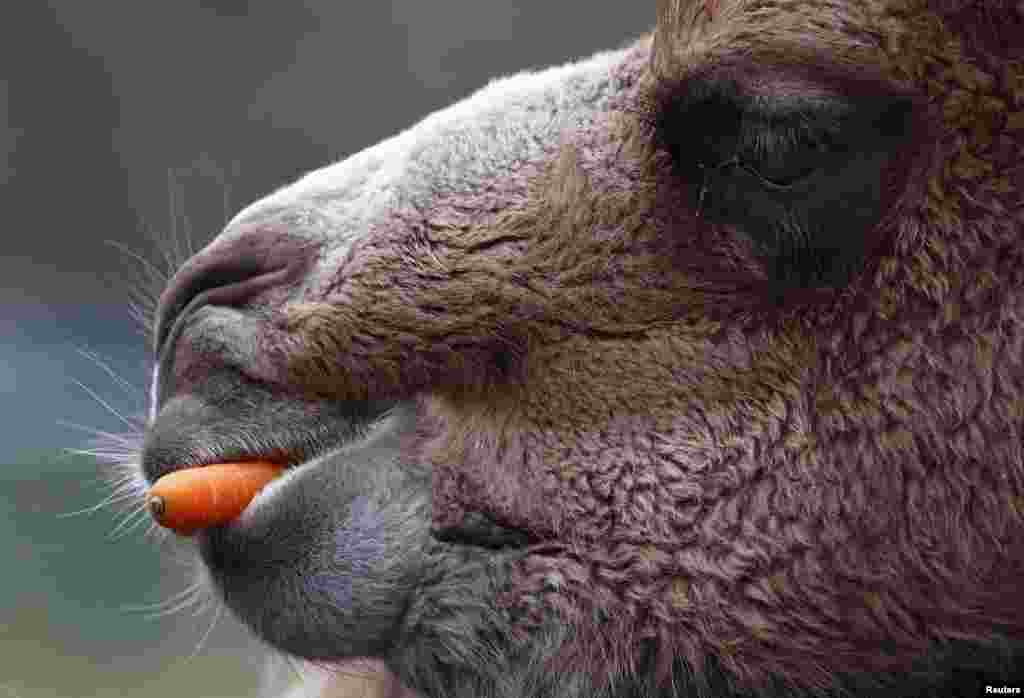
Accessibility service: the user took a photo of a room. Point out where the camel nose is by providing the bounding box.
[153,226,318,360]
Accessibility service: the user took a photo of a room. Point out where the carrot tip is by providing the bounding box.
[148,495,166,521]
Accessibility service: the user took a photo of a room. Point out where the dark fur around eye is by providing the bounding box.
[644,71,916,291]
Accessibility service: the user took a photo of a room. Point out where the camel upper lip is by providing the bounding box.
[142,427,343,486]
[141,393,398,486]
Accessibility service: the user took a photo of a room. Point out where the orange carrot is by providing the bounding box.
[148,461,285,535]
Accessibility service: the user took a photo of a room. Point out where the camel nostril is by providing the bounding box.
[153,226,319,368]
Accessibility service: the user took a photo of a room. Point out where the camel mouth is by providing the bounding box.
[143,401,412,548]
[141,411,384,535]
[141,392,535,551]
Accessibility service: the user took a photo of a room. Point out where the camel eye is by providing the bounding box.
[707,144,822,192]
[651,76,915,289]
[733,109,848,188]
[696,99,861,213]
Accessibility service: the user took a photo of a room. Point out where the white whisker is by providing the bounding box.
[104,238,170,286]
[142,518,171,542]
[185,591,226,662]
[67,379,139,432]
[75,347,143,399]
[107,500,154,540]
[56,488,138,519]
[166,168,187,272]
[127,300,155,339]
[122,580,207,619]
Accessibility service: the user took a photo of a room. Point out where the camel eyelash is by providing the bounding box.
[644,69,917,290]
[645,65,915,189]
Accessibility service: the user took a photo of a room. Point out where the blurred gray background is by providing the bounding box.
[2,2,653,696]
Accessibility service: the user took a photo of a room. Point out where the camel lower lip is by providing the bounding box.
[224,407,408,532]
[232,463,307,524]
